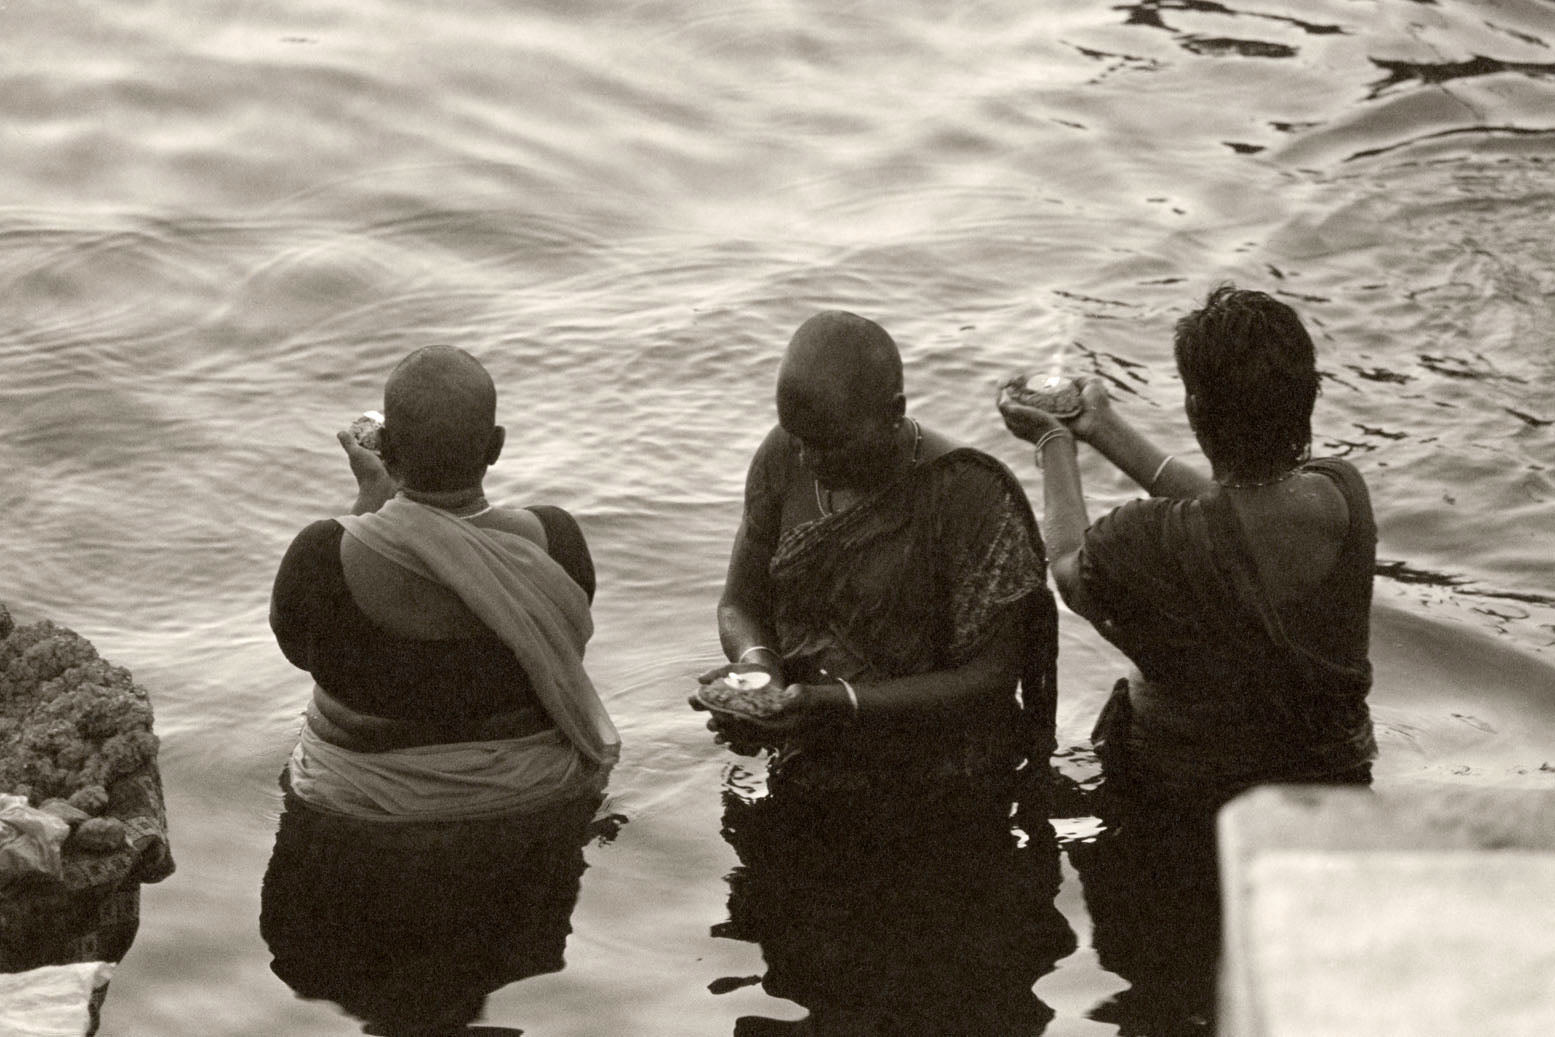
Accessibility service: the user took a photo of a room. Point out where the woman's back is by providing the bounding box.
[1228,467,1351,606]
[1076,457,1377,804]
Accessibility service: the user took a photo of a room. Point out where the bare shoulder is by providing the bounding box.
[471,505,547,549]
[1235,471,1352,600]
[1300,468,1351,537]
[913,422,961,462]
[1235,472,1349,541]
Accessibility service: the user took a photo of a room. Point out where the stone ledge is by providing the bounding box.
[1218,785,1555,1037]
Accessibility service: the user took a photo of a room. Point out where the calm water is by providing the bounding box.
[3,0,1554,1033]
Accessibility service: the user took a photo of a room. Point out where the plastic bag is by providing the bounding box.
[0,961,113,1037]
[0,793,70,886]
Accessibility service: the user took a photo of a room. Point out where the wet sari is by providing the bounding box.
[747,438,1056,793]
[1078,457,1378,811]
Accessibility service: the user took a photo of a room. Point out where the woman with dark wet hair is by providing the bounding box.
[999,284,1377,812]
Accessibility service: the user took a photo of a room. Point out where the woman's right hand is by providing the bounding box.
[1064,375,1115,444]
[336,430,398,511]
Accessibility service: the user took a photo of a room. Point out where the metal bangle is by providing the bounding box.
[838,677,860,718]
[1032,428,1073,469]
[1148,454,1175,493]
[736,645,774,663]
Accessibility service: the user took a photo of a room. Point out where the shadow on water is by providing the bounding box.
[1065,805,1219,1037]
[259,779,616,1036]
[711,763,1076,1036]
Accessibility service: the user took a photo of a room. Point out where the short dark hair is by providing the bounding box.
[1173,284,1318,475]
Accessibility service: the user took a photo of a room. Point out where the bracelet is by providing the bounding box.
[837,677,860,718]
[1032,428,1073,469]
[736,645,774,663]
[1148,454,1174,493]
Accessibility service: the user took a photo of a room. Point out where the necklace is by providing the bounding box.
[399,486,493,519]
[1218,468,1300,489]
[814,417,923,516]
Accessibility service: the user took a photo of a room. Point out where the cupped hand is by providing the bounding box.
[1064,375,1114,443]
[688,671,826,755]
[337,430,390,484]
[690,661,785,755]
[336,430,398,506]
[686,701,770,755]
[997,383,1067,444]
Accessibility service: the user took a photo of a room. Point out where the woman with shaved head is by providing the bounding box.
[270,343,617,785]
[690,311,1069,1031]
[696,310,1058,788]
[262,345,617,1031]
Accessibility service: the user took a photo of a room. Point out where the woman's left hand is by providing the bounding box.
[688,682,842,743]
[997,384,1068,444]
[743,683,834,734]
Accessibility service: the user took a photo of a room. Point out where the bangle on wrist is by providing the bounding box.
[737,644,774,664]
[837,677,859,719]
[1148,454,1174,493]
[1032,428,1074,469]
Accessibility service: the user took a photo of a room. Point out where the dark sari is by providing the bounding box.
[746,437,1056,792]
[1079,457,1377,811]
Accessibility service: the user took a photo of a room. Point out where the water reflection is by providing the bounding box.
[1113,0,1342,50]
[713,765,1075,1036]
[1067,803,1220,1036]
[259,778,607,1035]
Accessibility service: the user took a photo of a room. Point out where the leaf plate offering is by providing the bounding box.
[1001,375,1083,419]
[695,670,797,721]
[348,410,385,453]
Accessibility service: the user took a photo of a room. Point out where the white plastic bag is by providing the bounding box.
[0,961,114,1037]
[0,794,70,886]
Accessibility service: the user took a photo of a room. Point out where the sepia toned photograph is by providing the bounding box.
[2,1,1553,1034]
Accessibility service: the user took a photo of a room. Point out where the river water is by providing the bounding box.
[2,0,1553,1033]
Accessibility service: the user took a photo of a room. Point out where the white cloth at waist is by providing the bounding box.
[286,720,608,823]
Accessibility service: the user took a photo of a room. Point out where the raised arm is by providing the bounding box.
[336,431,398,515]
[1000,376,1213,607]
[1066,378,1214,500]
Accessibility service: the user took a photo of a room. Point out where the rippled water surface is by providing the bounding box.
[3,1,1554,1033]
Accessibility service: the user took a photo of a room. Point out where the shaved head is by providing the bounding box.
[775,311,908,491]
[381,345,501,491]
[776,310,903,421]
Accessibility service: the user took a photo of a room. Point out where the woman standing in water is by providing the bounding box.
[999,283,1378,811]
[262,345,618,1033]
[1000,284,1379,1033]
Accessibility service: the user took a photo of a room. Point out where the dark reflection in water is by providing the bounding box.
[1067,804,1220,1037]
[1369,55,1555,98]
[259,778,607,1036]
[1115,0,1343,47]
[1058,744,1381,1037]
[1179,37,1295,59]
[713,766,1075,1036]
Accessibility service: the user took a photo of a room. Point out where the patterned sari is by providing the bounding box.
[762,447,1056,792]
